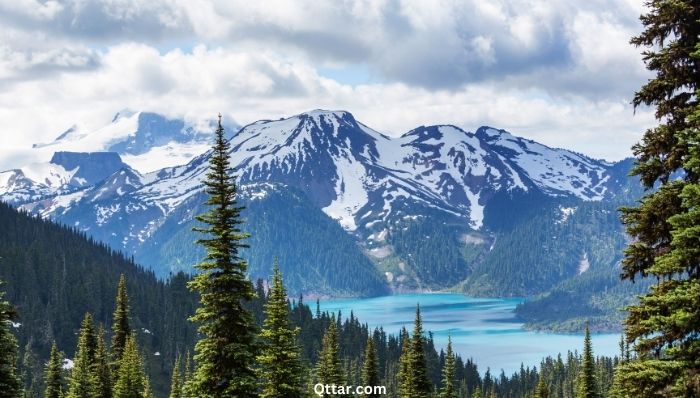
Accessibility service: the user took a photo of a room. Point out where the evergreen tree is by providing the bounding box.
[472,386,482,398]
[361,336,380,398]
[534,374,549,398]
[397,329,413,398]
[398,305,431,398]
[440,337,457,398]
[617,0,700,396]
[316,318,344,396]
[142,378,154,398]
[576,325,597,398]
[168,355,182,398]
[44,342,64,398]
[186,114,258,397]
[94,326,113,398]
[66,313,98,398]
[111,274,131,363]
[0,280,22,398]
[20,340,42,398]
[257,260,304,398]
[181,352,192,398]
[113,335,148,398]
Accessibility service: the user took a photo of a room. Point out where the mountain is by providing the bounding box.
[30,110,234,173]
[0,110,638,309]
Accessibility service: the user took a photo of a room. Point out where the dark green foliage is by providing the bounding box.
[20,339,42,398]
[0,280,22,398]
[534,374,549,398]
[0,201,198,396]
[66,313,97,398]
[186,116,258,398]
[168,355,182,398]
[466,199,627,298]
[94,327,113,398]
[315,319,344,395]
[577,325,599,398]
[361,337,380,398]
[111,274,131,363]
[615,0,700,395]
[113,335,148,398]
[257,260,304,398]
[439,337,457,398]
[181,352,192,398]
[398,306,431,398]
[387,213,473,286]
[44,342,64,398]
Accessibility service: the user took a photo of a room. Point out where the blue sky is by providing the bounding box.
[0,0,655,168]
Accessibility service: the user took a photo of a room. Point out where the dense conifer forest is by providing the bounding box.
[1,1,698,396]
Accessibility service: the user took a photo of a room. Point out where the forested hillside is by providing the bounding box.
[0,201,198,396]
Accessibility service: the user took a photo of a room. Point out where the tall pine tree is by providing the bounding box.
[112,274,131,363]
[0,280,22,398]
[534,373,549,398]
[66,313,98,398]
[187,114,258,397]
[361,336,380,398]
[316,318,344,396]
[44,342,64,398]
[440,337,457,398]
[576,324,598,398]
[617,1,700,396]
[398,305,431,398]
[168,355,182,398]
[257,259,304,398]
[94,326,113,398]
[113,335,149,398]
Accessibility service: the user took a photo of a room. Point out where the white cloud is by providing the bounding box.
[0,0,654,170]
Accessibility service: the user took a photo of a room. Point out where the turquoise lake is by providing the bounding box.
[319,293,621,375]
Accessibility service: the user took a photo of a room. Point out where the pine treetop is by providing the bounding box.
[112,274,132,363]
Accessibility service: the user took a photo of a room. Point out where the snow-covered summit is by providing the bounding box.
[29,111,231,173]
[4,110,628,256]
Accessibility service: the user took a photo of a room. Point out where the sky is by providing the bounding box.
[0,0,655,170]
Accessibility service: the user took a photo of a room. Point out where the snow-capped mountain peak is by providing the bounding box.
[2,110,629,258]
[26,111,234,174]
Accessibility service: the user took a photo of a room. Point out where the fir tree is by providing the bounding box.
[168,355,182,398]
[181,352,192,398]
[397,329,413,398]
[440,337,457,398]
[257,259,304,398]
[361,336,380,398]
[44,342,64,398]
[617,0,700,396]
[472,386,482,398]
[0,280,22,398]
[398,305,431,398]
[534,374,549,398]
[576,325,597,398]
[94,326,113,398]
[113,335,148,398]
[142,378,154,398]
[111,274,131,363]
[187,114,258,397]
[316,318,344,396]
[66,313,98,398]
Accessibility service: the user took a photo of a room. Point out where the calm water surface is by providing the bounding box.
[319,293,620,375]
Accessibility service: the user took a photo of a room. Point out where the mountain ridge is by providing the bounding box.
[0,109,638,305]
